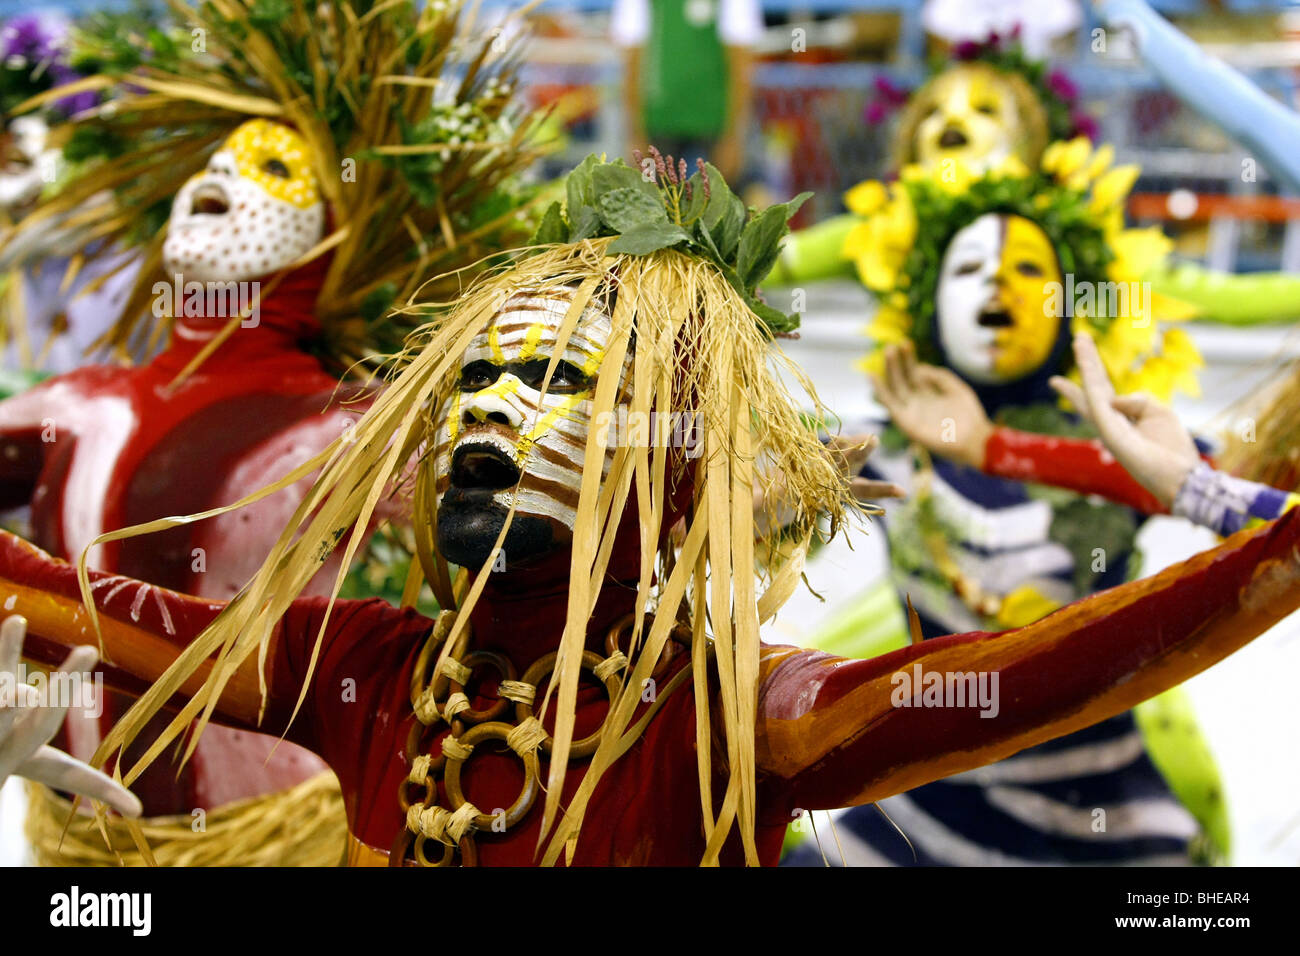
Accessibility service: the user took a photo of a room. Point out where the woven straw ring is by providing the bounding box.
[446,649,516,725]
[516,649,622,759]
[442,721,541,831]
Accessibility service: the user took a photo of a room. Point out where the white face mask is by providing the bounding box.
[936,214,1004,383]
[431,285,631,567]
[935,212,1063,385]
[163,119,325,283]
[0,115,53,213]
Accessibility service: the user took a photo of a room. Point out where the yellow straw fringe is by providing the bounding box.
[24,772,347,867]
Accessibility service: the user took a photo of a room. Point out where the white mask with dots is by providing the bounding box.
[163,119,325,283]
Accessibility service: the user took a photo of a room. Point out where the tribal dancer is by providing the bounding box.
[0,0,539,865]
[3,155,1300,866]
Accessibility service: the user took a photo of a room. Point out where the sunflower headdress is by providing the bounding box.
[84,153,858,866]
[848,138,1202,402]
[7,0,546,368]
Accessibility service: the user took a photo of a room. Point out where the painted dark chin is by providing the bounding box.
[437,488,559,568]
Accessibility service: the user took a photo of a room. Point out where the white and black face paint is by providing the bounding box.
[431,285,631,568]
[163,119,325,283]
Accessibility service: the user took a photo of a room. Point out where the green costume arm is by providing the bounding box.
[1134,688,1231,862]
[768,214,859,285]
[1150,262,1300,326]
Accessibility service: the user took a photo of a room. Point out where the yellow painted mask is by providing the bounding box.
[935,213,1063,384]
[899,63,1048,174]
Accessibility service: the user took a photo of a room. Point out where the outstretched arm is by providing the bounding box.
[758,502,1300,811]
[0,529,264,725]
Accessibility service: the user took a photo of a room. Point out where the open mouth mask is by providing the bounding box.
[431,284,633,566]
[935,212,1063,385]
[163,118,325,283]
[912,64,1034,174]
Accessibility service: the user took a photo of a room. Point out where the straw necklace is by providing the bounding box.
[391,610,689,866]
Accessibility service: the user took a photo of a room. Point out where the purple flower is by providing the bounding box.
[1047,70,1079,104]
[1072,113,1099,142]
[873,75,909,105]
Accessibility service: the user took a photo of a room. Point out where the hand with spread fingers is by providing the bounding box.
[827,433,906,504]
[0,615,142,818]
[1049,332,1201,508]
[869,342,994,469]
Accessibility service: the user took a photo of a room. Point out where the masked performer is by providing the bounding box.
[772,29,1300,326]
[783,140,1241,865]
[2,154,1300,867]
[0,0,539,865]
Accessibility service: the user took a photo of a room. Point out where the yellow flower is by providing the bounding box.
[932,157,975,195]
[1084,143,1115,182]
[847,188,917,292]
[867,301,913,346]
[1090,164,1140,214]
[1109,226,1172,282]
[1042,137,1092,181]
[844,180,888,217]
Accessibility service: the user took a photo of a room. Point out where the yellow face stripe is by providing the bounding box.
[519,319,546,361]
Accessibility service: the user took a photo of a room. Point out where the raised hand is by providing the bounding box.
[1049,332,1200,507]
[0,615,141,817]
[869,342,993,469]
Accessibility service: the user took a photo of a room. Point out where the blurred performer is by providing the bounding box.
[783,142,1232,866]
[773,27,1300,325]
[613,0,762,182]
[0,14,140,378]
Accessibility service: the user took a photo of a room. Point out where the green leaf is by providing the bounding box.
[709,194,746,262]
[591,161,650,196]
[530,201,568,245]
[747,295,799,334]
[682,171,708,223]
[565,154,601,219]
[568,205,602,242]
[596,186,668,232]
[607,222,691,255]
[736,204,790,287]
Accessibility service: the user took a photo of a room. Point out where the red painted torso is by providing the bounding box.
[0,270,362,813]
[275,590,794,866]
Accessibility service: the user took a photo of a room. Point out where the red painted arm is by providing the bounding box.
[757,505,1300,812]
[983,426,1175,514]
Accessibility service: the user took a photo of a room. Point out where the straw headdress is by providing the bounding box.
[7,0,547,367]
[83,153,863,865]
